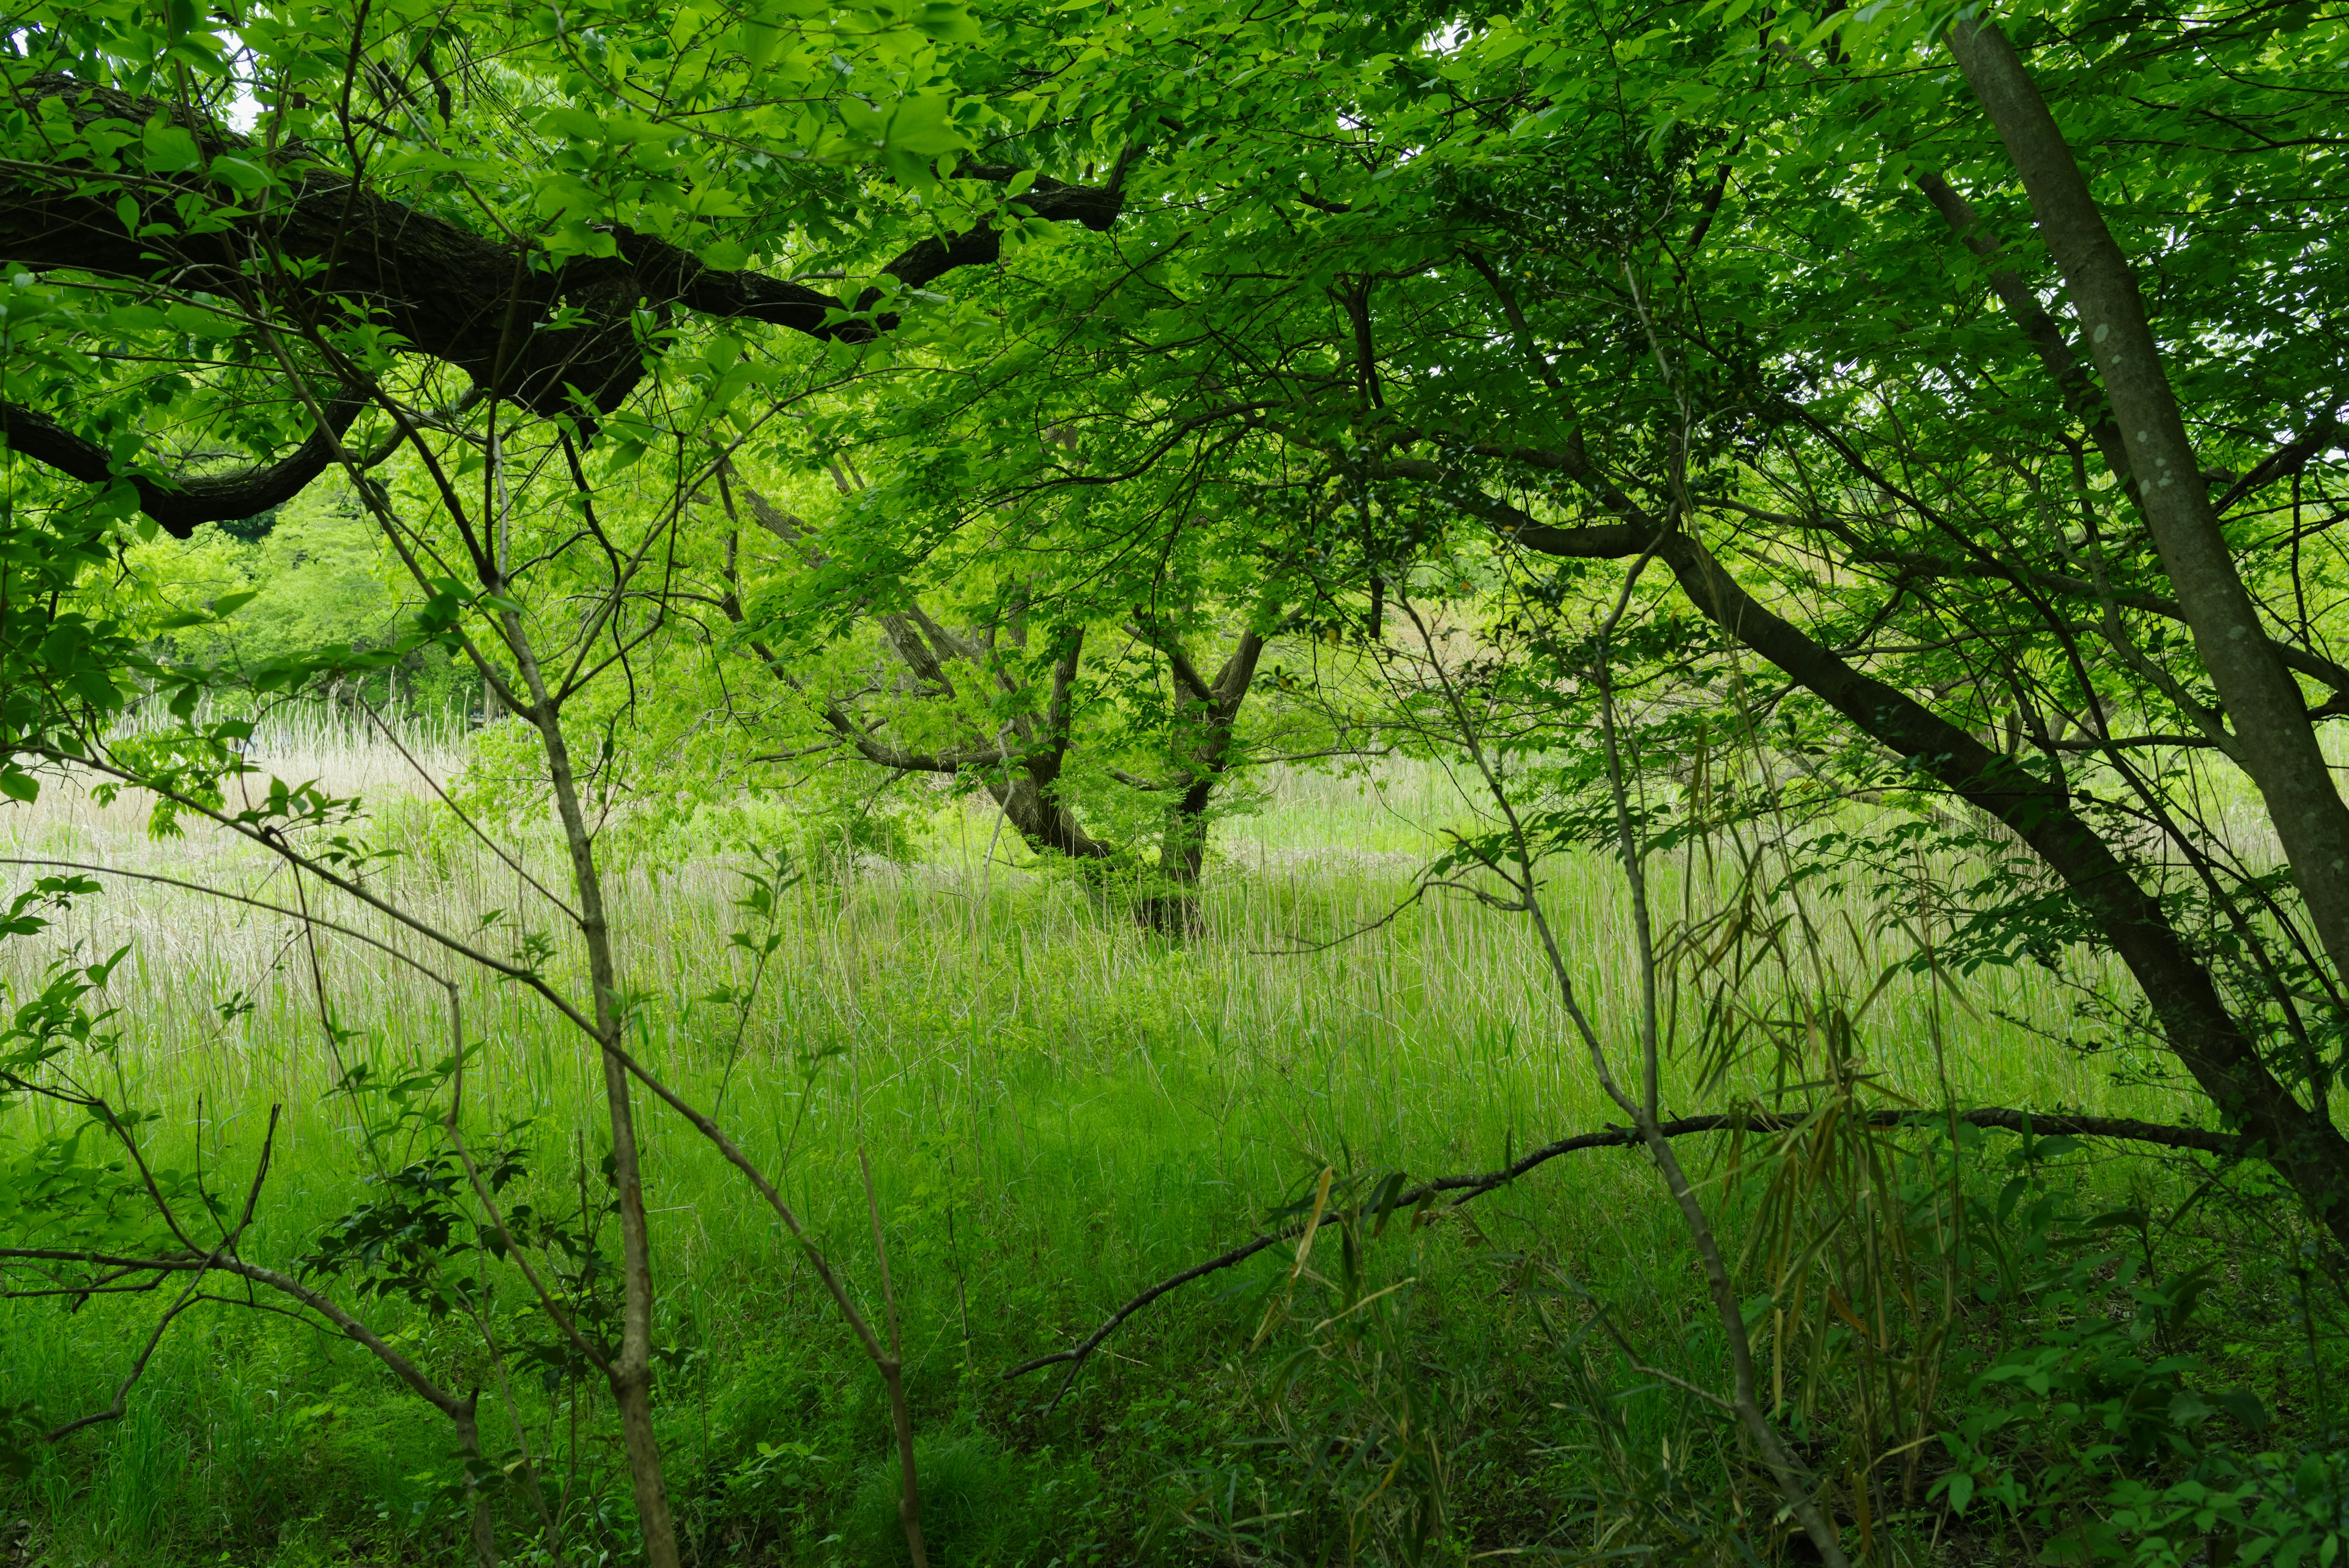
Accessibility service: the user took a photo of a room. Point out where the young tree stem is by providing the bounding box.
[504,609,681,1568]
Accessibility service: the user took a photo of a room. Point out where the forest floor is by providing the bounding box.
[0,715,2339,1566]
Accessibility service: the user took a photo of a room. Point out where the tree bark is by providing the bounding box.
[1138,623,1269,936]
[0,75,1125,531]
[1946,19,2349,990]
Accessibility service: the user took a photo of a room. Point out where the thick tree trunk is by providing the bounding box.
[1948,20,2349,992]
[1138,628,1268,937]
[989,627,1118,866]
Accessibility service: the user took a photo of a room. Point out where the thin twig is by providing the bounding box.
[354,697,581,921]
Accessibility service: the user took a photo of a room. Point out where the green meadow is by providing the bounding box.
[6,712,2299,1568]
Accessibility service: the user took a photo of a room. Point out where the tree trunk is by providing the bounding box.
[507,617,681,1568]
[1948,19,2349,997]
[1138,627,1269,938]
[452,1399,503,1568]
[1141,776,1217,937]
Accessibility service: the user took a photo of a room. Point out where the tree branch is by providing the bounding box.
[1003,1107,2262,1397]
[1,74,1127,491]
[1379,455,2349,1239]
[0,391,368,540]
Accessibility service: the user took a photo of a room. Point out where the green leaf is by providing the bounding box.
[163,302,241,340]
[913,2,981,40]
[2218,1386,2269,1432]
[883,95,965,157]
[207,155,270,195]
[141,120,202,173]
[737,20,784,70]
[541,106,605,141]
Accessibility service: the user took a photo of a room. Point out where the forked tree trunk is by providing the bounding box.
[717,472,1118,871]
[1137,626,1269,938]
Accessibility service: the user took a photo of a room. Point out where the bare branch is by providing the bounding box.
[1003,1107,2258,1394]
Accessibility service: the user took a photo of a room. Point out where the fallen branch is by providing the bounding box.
[1002,1106,2250,1400]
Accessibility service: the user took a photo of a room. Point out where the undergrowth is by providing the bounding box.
[1,734,2342,1566]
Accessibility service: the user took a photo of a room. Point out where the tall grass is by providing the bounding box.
[0,709,2214,1564]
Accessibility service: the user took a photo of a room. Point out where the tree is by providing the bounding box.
[0,4,1145,1561]
[708,442,1357,931]
[864,0,2349,1243]
[9,0,2349,1560]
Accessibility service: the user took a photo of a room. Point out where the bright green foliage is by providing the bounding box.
[121,489,473,713]
[4,0,2349,1561]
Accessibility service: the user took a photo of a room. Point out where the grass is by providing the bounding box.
[0,708,2331,1566]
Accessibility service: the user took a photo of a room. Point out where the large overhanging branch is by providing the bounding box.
[0,391,367,537]
[0,75,1125,530]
